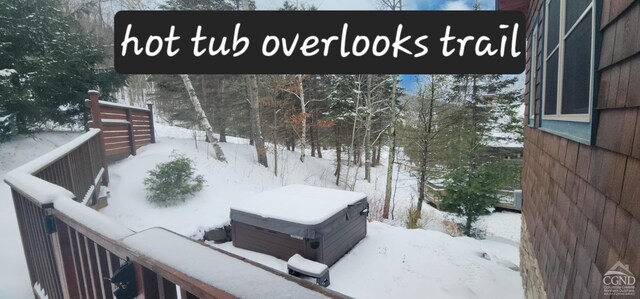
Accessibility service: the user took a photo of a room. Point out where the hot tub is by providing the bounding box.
[230,185,368,267]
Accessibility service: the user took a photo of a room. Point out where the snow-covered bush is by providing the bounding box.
[0,113,18,142]
[144,153,205,206]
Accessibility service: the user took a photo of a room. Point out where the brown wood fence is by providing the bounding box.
[85,90,156,162]
[4,92,347,299]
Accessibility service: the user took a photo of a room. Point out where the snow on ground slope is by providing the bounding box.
[101,124,524,298]
[155,124,522,242]
[0,131,82,299]
[103,124,374,238]
[212,222,522,299]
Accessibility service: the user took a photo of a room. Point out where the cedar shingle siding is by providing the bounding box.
[518,0,640,298]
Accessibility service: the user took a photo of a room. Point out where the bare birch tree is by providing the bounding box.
[381,0,402,219]
[297,75,307,162]
[238,0,268,168]
[382,77,398,219]
[364,75,373,182]
[180,74,226,162]
[280,75,309,163]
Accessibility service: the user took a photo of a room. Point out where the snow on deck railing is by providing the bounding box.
[8,129,100,177]
[123,228,333,299]
[4,129,101,205]
[3,128,134,240]
[84,99,150,112]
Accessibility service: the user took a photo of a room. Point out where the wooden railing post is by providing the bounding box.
[89,90,109,186]
[125,108,137,156]
[147,102,156,143]
[88,90,102,130]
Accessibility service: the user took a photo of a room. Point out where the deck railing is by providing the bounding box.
[5,129,347,299]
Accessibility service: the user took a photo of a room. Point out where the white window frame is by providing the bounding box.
[542,0,596,123]
[529,24,538,125]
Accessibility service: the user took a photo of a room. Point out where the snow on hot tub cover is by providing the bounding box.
[230,185,368,239]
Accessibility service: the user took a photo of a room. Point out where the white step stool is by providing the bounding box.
[287,254,330,287]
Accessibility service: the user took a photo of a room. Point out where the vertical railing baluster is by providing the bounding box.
[95,244,113,297]
[84,239,101,299]
[158,276,178,299]
[53,220,81,299]
[135,264,160,299]
[74,231,92,299]
[180,287,200,299]
[68,227,85,299]
[12,194,36,286]
[24,201,47,293]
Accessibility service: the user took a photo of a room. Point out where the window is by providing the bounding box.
[537,0,597,145]
[528,24,539,126]
[542,0,595,122]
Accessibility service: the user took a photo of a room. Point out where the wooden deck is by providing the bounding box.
[425,183,522,212]
[4,92,347,299]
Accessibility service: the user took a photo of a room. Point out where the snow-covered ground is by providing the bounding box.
[213,222,522,298]
[0,124,524,298]
[101,124,524,298]
[0,131,82,299]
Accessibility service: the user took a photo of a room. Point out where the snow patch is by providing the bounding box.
[0,69,16,77]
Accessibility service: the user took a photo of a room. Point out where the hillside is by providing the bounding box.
[101,124,524,298]
[0,125,523,298]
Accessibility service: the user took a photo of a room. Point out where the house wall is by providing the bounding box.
[520,0,640,298]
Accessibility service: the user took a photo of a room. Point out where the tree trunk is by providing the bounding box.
[310,121,316,157]
[465,215,473,236]
[317,143,322,158]
[417,76,437,215]
[383,75,398,219]
[218,77,227,143]
[364,75,373,182]
[180,74,226,162]
[345,78,362,189]
[371,146,377,167]
[273,106,278,176]
[245,75,269,168]
[335,141,342,186]
[298,75,307,163]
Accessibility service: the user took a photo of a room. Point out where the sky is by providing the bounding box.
[253,0,500,93]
